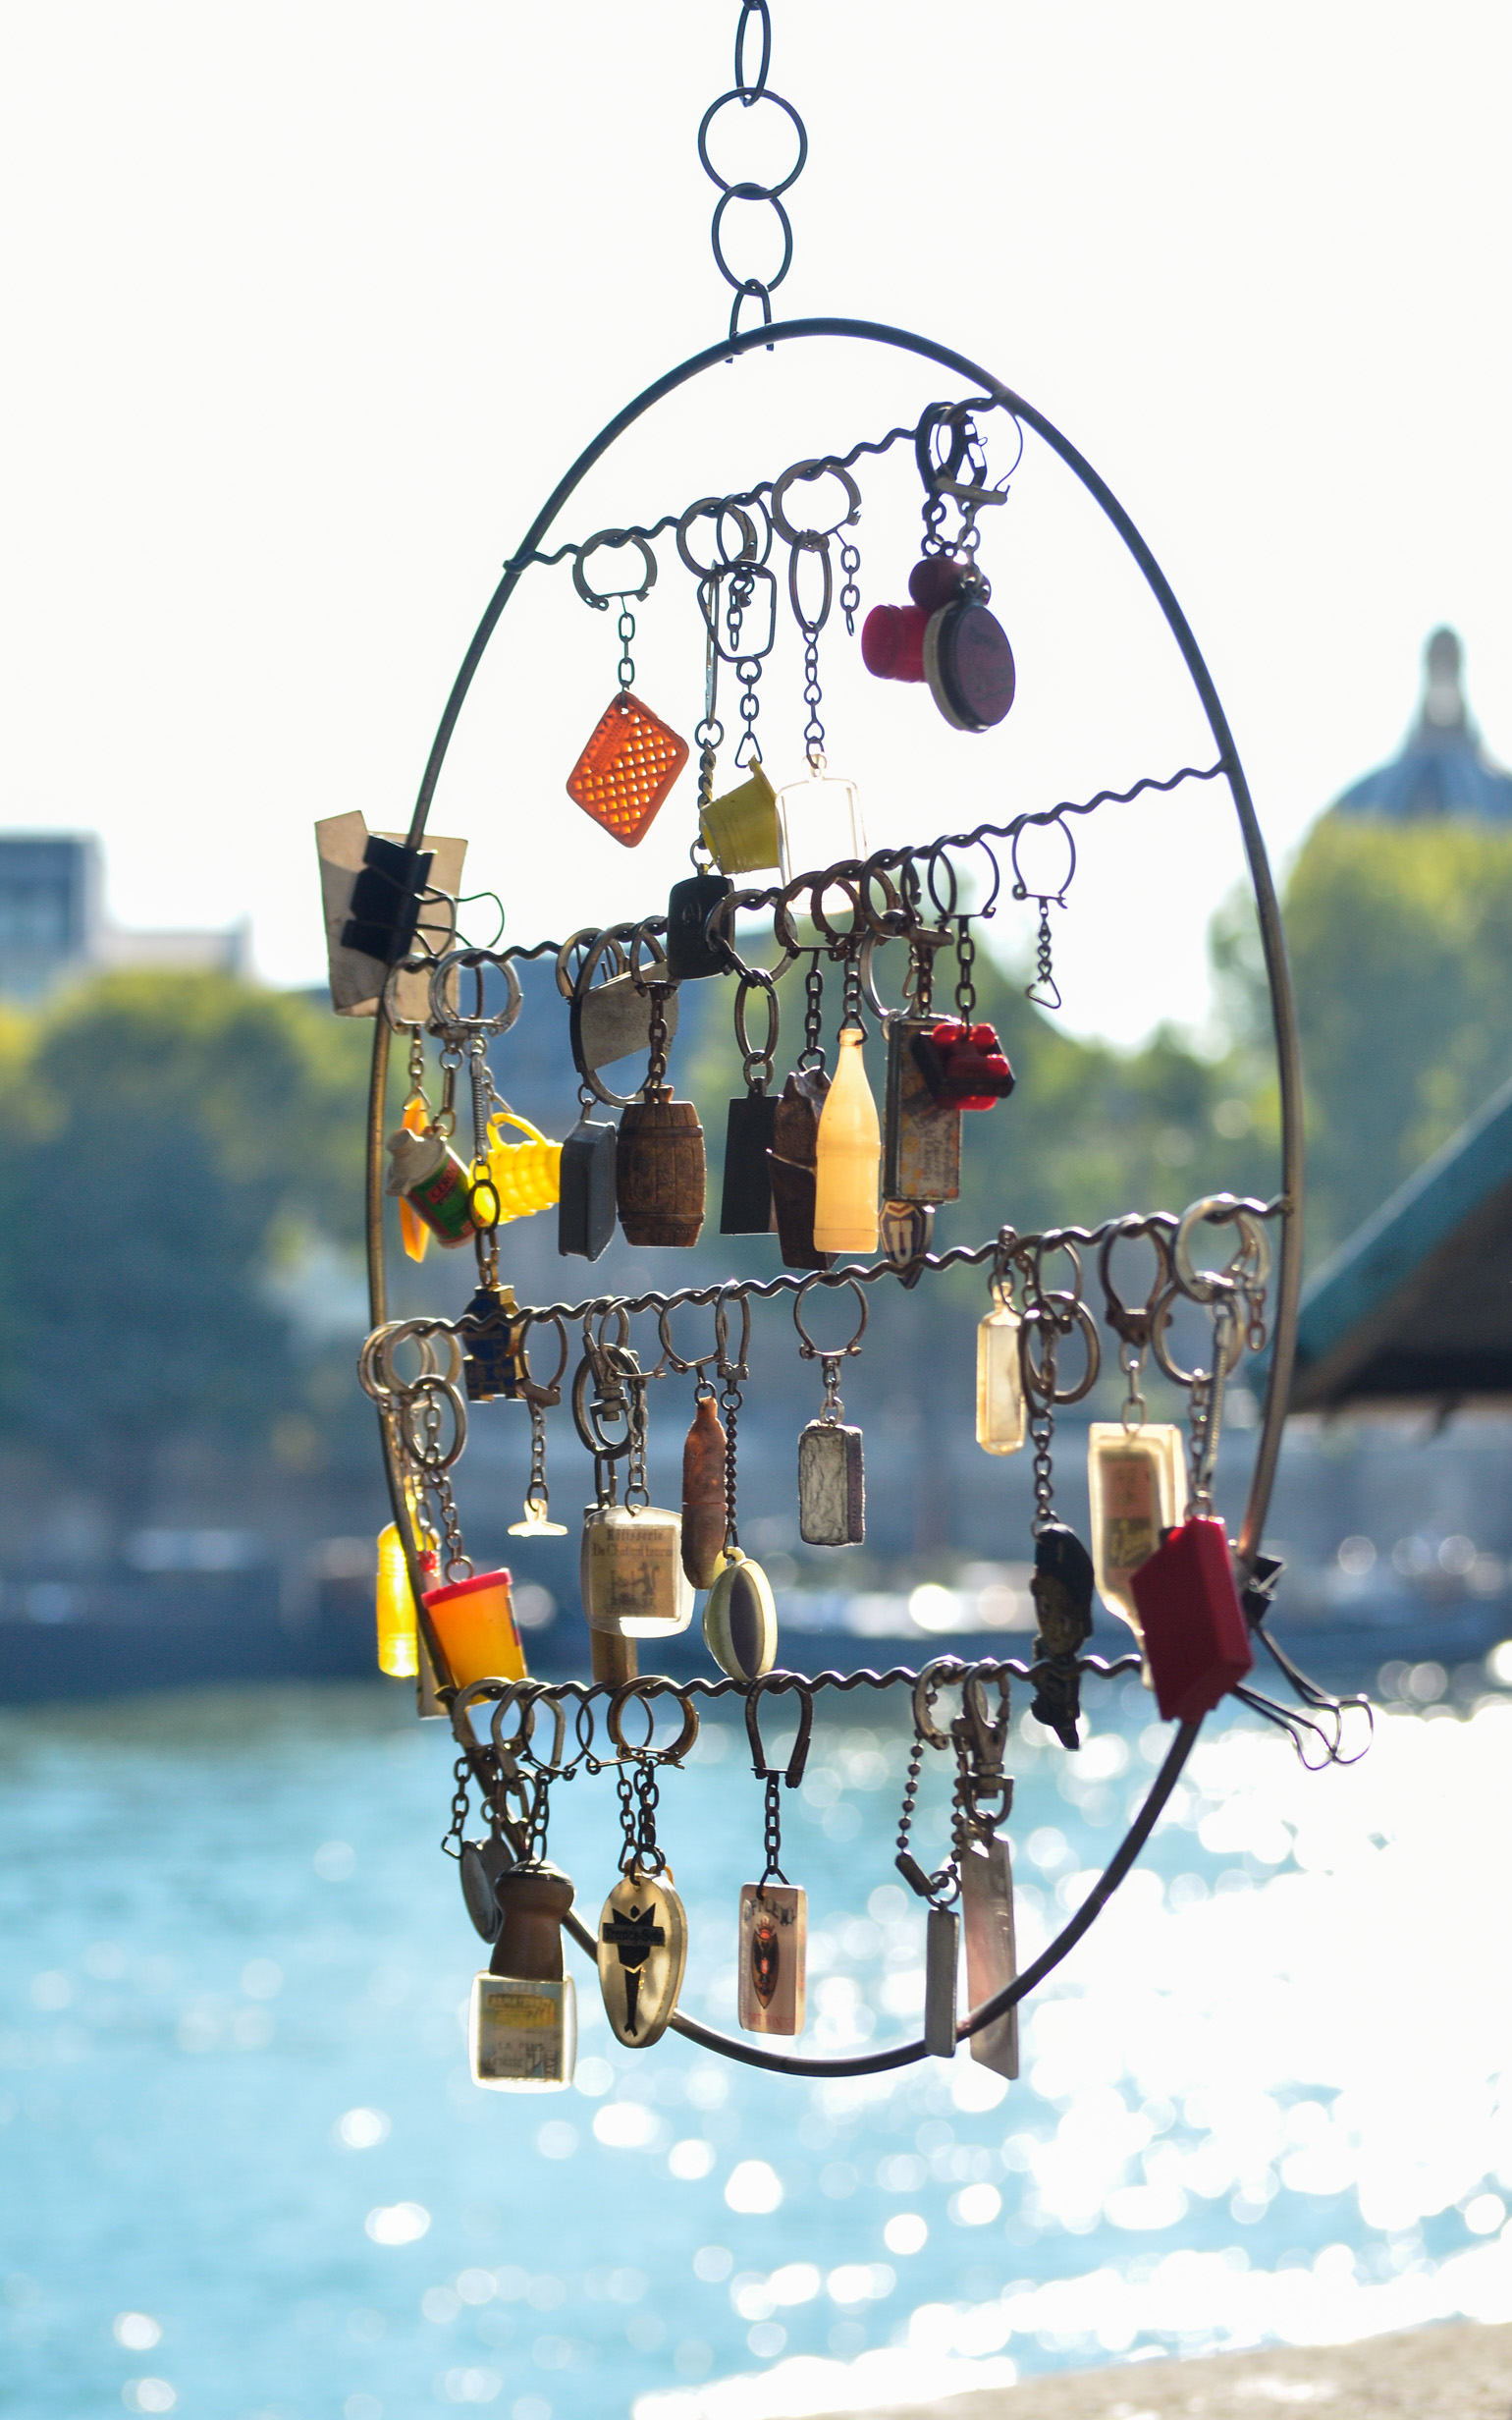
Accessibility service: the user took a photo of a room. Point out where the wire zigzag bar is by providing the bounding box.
[499,399,1003,575]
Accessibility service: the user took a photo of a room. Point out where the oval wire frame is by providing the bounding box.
[365,314,1303,2078]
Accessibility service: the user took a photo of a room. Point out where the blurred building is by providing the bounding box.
[1334,627,1512,822]
[0,831,249,1001]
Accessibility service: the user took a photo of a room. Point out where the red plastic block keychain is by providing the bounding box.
[911,1018,1015,1111]
[1131,1514,1255,1723]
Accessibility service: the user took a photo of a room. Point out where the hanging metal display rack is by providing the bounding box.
[325,4,1366,2093]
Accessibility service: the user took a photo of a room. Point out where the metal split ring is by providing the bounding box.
[744,1675,814,1785]
[606,1680,701,1766]
[792,1275,869,1359]
[571,529,658,608]
[427,946,523,1039]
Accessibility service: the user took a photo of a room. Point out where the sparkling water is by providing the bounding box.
[2,1677,1511,2420]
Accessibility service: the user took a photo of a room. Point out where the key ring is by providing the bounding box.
[1098,1216,1178,1349]
[1020,1297,1101,1404]
[792,1275,869,1360]
[513,1312,568,1409]
[571,529,658,608]
[606,1681,701,1767]
[770,459,861,548]
[733,968,780,1092]
[427,946,523,1040]
[1172,1194,1272,1304]
[675,494,770,578]
[490,1683,570,1781]
[744,1676,814,1786]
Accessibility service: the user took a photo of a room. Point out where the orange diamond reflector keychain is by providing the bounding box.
[566,691,689,847]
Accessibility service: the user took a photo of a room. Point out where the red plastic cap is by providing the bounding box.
[422,1567,513,1609]
[861,603,927,683]
[1131,1517,1254,1723]
[908,557,970,613]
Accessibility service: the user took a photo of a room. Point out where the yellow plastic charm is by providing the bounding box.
[486,1111,562,1223]
[375,1522,420,1678]
[700,759,781,875]
[566,692,689,847]
[398,1095,431,1263]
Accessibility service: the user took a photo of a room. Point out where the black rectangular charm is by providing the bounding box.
[885,1014,960,1203]
[924,1905,959,2059]
[558,1115,618,1260]
[721,1094,779,1234]
[666,873,734,983]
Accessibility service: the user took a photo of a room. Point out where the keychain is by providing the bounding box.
[737,1681,813,2036]
[861,406,1015,734]
[882,924,961,1217]
[508,1317,570,1539]
[1088,1223,1186,1637]
[1132,1203,1264,1719]
[813,954,880,1256]
[596,1689,696,2048]
[910,923,1015,1108]
[721,968,782,1235]
[794,1279,867,1548]
[947,1674,1019,2081]
[575,1324,694,1667]
[565,535,689,846]
[701,1303,778,1678]
[767,955,834,1270]
[1021,1255,1101,1746]
[893,1666,962,2059]
[976,1258,1026,1455]
[616,976,706,1248]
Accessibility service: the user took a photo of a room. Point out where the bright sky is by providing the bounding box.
[1,4,1508,1044]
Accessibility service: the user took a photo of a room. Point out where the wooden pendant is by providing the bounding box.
[680,1394,729,1589]
[960,1833,1019,2080]
[617,1087,705,1247]
[884,1013,961,1204]
[703,1551,778,1680]
[597,1865,688,2048]
[737,1881,806,2035]
[767,1066,833,1271]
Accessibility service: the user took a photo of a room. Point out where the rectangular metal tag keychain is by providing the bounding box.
[884,1012,961,1204]
[924,1904,959,2058]
[960,1833,1019,2079]
[798,1419,865,1545]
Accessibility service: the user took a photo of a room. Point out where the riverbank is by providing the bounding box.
[807,2318,1512,2417]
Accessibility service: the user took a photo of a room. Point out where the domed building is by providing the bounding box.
[1333,627,1512,823]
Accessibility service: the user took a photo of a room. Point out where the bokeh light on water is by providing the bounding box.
[2,1677,1511,2417]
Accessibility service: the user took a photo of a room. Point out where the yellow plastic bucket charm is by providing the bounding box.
[700,759,781,876]
[486,1111,562,1223]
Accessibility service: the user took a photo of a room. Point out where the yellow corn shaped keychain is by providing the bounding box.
[486,1111,562,1223]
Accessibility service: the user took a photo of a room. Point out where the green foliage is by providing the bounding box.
[0,972,370,1518]
[1281,817,1512,1251]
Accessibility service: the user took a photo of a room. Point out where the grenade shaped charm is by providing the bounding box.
[617,1086,705,1247]
[597,1865,688,2048]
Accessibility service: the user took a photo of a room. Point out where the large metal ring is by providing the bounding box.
[401,1374,467,1471]
[1009,815,1077,907]
[1098,1217,1177,1348]
[1149,1283,1248,1387]
[571,529,658,608]
[697,88,808,198]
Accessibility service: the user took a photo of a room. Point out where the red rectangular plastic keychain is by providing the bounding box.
[1131,1514,1254,1722]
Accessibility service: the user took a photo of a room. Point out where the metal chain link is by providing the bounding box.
[760,1771,787,1884]
[954,922,977,1021]
[617,604,636,692]
[799,952,826,1070]
[837,538,861,637]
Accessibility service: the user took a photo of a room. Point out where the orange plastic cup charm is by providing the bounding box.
[566,692,689,847]
[421,1568,527,1689]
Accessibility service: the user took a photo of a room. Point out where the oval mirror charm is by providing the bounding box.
[923,597,1015,732]
[597,1865,688,2048]
[703,1550,778,1680]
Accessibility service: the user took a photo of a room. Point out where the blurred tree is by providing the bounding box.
[0,972,370,1529]
[1216,819,1512,1256]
